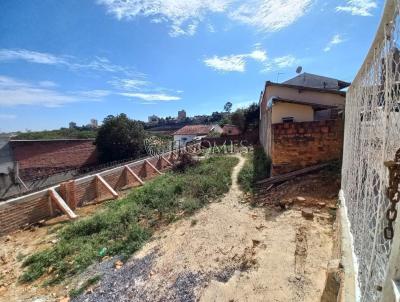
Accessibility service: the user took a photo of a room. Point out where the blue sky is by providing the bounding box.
[0,0,382,132]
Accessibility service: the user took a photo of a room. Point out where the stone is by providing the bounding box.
[252,239,261,247]
[115,260,123,270]
[317,202,326,208]
[4,235,11,242]
[302,209,314,220]
[296,196,306,202]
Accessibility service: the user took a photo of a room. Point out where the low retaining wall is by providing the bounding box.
[0,151,180,236]
[271,120,343,175]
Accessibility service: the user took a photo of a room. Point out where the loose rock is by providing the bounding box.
[302,209,314,220]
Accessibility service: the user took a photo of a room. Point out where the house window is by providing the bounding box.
[282,117,294,123]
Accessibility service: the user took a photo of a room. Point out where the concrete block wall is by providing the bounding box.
[271,119,343,175]
[0,153,178,236]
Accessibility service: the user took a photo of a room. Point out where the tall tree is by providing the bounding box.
[95,114,145,162]
[244,103,260,130]
[224,101,233,113]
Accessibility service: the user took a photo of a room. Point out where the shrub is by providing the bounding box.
[253,145,271,181]
[238,146,271,192]
[172,153,197,172]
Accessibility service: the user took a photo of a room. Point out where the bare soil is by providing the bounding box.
[0,155,337,302]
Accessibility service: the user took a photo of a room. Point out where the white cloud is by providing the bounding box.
[0,49,138,76]
[109,78,149,90]
[229,0,313,32]
[248,49,267,62]
[336,0,377,16]
[98,0,231,37]
[324,34,345,52]
[76,90,111,98]
[98,0,314,36]
[119,92,181,101]
[204,55,246,72]
[0,114,16,120]
[263,55,298,72]
[204,47,267,72]
[0,75,104,107]
[0,49,66,65]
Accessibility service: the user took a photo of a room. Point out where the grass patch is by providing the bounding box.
[238,146,271,193]
[20,155,238,285]
[69,275,101,298]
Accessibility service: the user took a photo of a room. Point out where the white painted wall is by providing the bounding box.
[271,102,314,124]
[173,134,197,146]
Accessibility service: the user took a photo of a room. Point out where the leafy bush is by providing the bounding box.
[238,146,271,192]
[172,153,197,172]
[20,155,238,284]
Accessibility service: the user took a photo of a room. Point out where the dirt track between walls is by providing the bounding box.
[69,155,334,302]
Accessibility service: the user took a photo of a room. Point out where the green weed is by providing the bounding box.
[20,155,238,284]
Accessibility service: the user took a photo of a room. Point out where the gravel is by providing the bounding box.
[71,248,242,302]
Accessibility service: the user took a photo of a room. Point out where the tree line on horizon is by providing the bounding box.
[12,102,260,162]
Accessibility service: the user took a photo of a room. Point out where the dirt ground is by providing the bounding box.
[0,204,105,302]
[0,155,338,302]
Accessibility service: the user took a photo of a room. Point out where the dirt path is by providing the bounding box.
[72,155,333,302]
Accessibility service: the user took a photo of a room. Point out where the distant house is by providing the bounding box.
[173,124,222,146]
[222,124,241,136]
[259,73,349,175]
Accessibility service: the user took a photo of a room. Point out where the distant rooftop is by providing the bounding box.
[173,125,215,136]
[283,72,350,90]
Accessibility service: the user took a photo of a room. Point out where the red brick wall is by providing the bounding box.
[0,195,50,235]
[10,139,98,179]
[271,119,343,175]
[0,151,178,236]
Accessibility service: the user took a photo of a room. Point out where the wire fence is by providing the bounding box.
[341,1,400,300]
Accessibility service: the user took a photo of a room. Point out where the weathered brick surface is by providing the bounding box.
[10,139,98,179]
[0,195,50,235]
[0,152,178,236]
[271,120,343,175]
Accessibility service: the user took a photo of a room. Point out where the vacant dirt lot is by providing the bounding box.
[0,155,337,302]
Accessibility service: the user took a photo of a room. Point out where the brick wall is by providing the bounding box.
[0,152,178,236]
[10,139,98,179]
[271,119,343,175]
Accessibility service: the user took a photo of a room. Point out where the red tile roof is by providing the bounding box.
[173,125,214,135]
